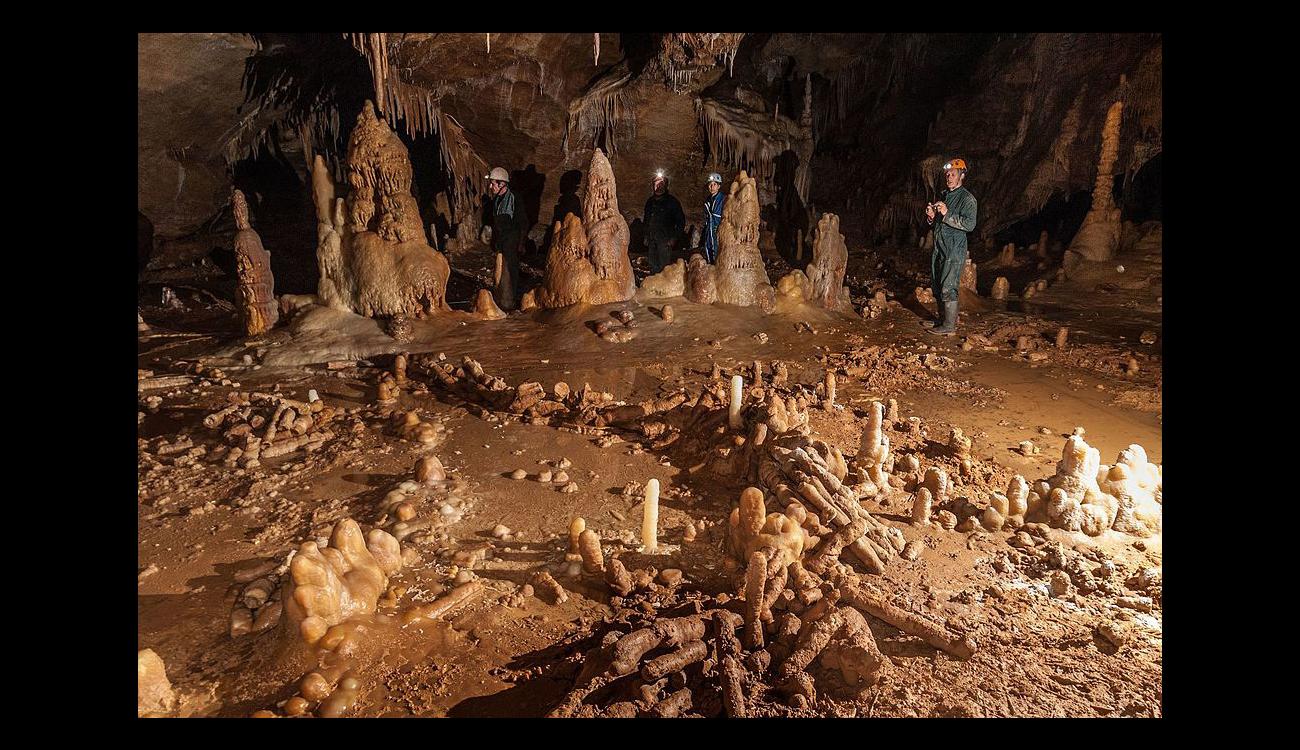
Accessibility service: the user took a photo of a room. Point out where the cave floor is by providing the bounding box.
[138,253,1161,718]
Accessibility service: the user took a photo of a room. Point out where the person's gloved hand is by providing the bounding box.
[925,204,936,221]
[934,201,948,217]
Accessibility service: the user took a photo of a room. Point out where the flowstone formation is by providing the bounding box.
[312,102,451,319]
[638,258,686,299]
[709,172,774,310]
[282,518,402,647]
[231,189,279,336]
[1035,435,1162,537]
[532,149,634,309]
[777,213,852,312]
[1068,97,1124,262]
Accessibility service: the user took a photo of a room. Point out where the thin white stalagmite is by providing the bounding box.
[486,33,491,54]
[729,375,744,430]
[642,479,660,552]
[594,33,600,65]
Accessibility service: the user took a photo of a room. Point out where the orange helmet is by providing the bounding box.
[943,158,968,171]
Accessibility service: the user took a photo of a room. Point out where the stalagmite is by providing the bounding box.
[312,102,451,318]
[231,189,279,336]
[823,372,836,412]
[793,213,853,312]
[715,172,775,308]
[857,402,891,491]
[959,259,977,291]
[1056,327,1069,349]
[912,487,932,525]
[535,150,634,308]
[642,479,660,552]
[1068,94,1124,262]
[991,276,1010,300]
[473,288,506,319]
[729,375,745,430]
[569,517,586,557]
[579,529,605,573]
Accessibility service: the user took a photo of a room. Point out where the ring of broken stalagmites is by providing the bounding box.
[195,390,340,470]
[402,356,910,565]
[547,488,975,717]
[408,353,619,427]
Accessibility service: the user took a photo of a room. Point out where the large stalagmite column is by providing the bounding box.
[232,189,279,336]
[1068,95,1124,262]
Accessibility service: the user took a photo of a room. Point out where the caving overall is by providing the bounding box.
[703,191,726,264]
[927,185,978,334]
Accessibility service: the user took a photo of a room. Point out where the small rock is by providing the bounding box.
[491,524,511,539]
[935,510,957,530]
[1038,427,1052,435]
[138,563,160,582]
[538,470,553,483]
[1018,440,1036,456]
[557,458,572,469]
[1097,621,1128,648]
[901,540,922,561]
[454,569,476,585]
[510,469,527,480]
[1049,571,1072,598]
[553,471,570,483]
[1115,596,1154,613]
[658,569,684,586]
[138,649,176,716]
[561,482,579,493]
[1139,331,1157,345]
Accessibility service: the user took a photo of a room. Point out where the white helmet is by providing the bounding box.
[706,172,723,185]
[484,167,510,182]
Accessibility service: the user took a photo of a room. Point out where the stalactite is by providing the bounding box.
[594,33,600,65]
[564,64,634,156]
[698,99,811,206]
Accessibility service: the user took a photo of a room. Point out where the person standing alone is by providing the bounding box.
[923,158,978,335]
[485,166,524,310]
[702,172,726,264]
[643,172,685,273]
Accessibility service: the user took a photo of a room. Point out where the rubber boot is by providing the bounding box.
[928,300,958,335]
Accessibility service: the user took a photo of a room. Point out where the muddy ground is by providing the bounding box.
[138,239,1161,718]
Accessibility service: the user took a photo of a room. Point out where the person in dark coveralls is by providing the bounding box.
[643,171,685,273]
[702,172,726,263]
[923,158,978,335]
[485,166,524,310]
